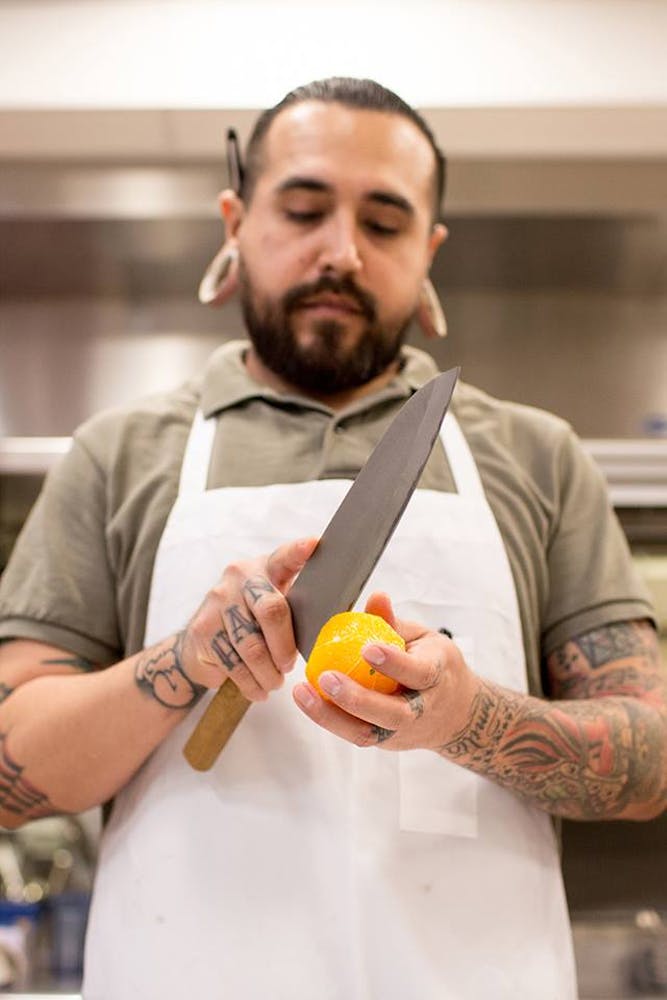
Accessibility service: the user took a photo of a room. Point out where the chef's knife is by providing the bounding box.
[183,366,460,771]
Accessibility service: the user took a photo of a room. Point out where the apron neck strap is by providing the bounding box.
[178,408,485,503]
[440,412,486,500]
[179,409,215,498]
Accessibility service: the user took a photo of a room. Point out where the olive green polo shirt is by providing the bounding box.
[0,341,654,696]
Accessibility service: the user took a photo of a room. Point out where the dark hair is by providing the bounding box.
[241,77,446,220]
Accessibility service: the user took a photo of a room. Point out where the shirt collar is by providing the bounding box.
[199,339,441,420]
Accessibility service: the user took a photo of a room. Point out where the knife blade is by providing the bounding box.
[183,366,460,770]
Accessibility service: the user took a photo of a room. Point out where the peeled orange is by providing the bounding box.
[305,611,404,699]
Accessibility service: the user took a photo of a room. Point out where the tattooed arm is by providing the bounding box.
[0,635,202,829]
[294,597,666,821]
[0,536,316,829]
[438,620,667,821]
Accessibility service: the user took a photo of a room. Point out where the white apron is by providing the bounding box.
[83,407,577,1000]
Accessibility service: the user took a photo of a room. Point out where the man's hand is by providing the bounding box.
[179,536,318,702]
[295,599,667,821]
[292,592,480,750]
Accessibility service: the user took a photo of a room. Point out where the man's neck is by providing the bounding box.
[243,347,402,412]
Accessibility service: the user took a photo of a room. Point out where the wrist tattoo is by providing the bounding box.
[0,733,52,820]
[135,637,204,710]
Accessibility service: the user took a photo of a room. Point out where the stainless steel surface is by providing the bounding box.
[1,214,666,441]
[289,369,458,659]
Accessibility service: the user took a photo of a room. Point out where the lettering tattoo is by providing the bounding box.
[438,621,667,819]
[242,576,277,605]
[135,637,204,710]
[211,629,242,672]
[0,733,52,820]
[226,605,261,645]
[402,689,425,719]
[41,655,95,673]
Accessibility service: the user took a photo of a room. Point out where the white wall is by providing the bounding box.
[1,0,666,109]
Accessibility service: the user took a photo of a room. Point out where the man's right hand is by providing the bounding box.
[179,536,318,701]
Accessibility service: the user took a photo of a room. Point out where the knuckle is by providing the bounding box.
[233,668,266,702]
[239,633,268,666]
[424,658,443,689]
[257,594,289,628]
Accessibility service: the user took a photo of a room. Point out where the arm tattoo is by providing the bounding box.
[0,733,53,821]
[438,621,667,820]
[135,637,204,710]
[41,655,96,673]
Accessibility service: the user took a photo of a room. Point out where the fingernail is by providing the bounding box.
[294,683,315,708]
[363,645,385,666]
[319,672,342,696]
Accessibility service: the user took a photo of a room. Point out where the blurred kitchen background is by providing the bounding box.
[1,1,666,995]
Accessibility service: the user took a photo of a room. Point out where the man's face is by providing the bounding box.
[231,101,444,395]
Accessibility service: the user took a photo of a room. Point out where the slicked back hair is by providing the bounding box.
[240,77,446,221]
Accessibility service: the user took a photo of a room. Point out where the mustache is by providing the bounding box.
[283,275,377,321]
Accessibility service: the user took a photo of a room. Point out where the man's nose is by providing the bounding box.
[317,214,363,274]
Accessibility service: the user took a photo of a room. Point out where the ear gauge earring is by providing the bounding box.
[198,128,245,307]
[417,278,447,339]
[198,243,239,306]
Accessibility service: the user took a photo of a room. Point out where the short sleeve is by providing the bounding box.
[541,428,655,654]
[0,435,121,665]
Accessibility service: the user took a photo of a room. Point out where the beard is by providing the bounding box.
[238,261,411,395]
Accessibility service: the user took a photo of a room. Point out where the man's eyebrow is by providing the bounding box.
[366,190,414,216]
[275,177,414,216]
[276,177,332,195]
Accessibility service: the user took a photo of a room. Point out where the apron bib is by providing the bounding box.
[83,409,577,1000]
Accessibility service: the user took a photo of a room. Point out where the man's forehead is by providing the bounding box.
[259,101,436,201]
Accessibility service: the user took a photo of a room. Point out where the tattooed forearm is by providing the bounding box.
[0,733,53,821]
[439,682,666,819]
[41,655,95,673]
[135,637,204,710]
[438,621,667,820]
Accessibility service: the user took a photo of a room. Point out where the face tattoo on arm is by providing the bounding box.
[135,636,205,710]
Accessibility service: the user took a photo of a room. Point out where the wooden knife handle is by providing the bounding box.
[183,682,251,771]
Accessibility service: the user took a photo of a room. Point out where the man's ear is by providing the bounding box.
[417,224,449,339]
[428,223,448,264]
[198,189,244,306]
[218,188,244,240]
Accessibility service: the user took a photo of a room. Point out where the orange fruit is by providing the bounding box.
[305,611,404,699]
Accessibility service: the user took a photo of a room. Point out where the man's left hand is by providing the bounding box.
[292,593,480,751]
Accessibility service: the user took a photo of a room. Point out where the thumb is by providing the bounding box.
[364,591,398,628]
[267,536,319,593]
[364,591,424,643]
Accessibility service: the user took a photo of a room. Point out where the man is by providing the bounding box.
[0,78,664,999]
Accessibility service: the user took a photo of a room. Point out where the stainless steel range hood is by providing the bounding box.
[1,110,666,504]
